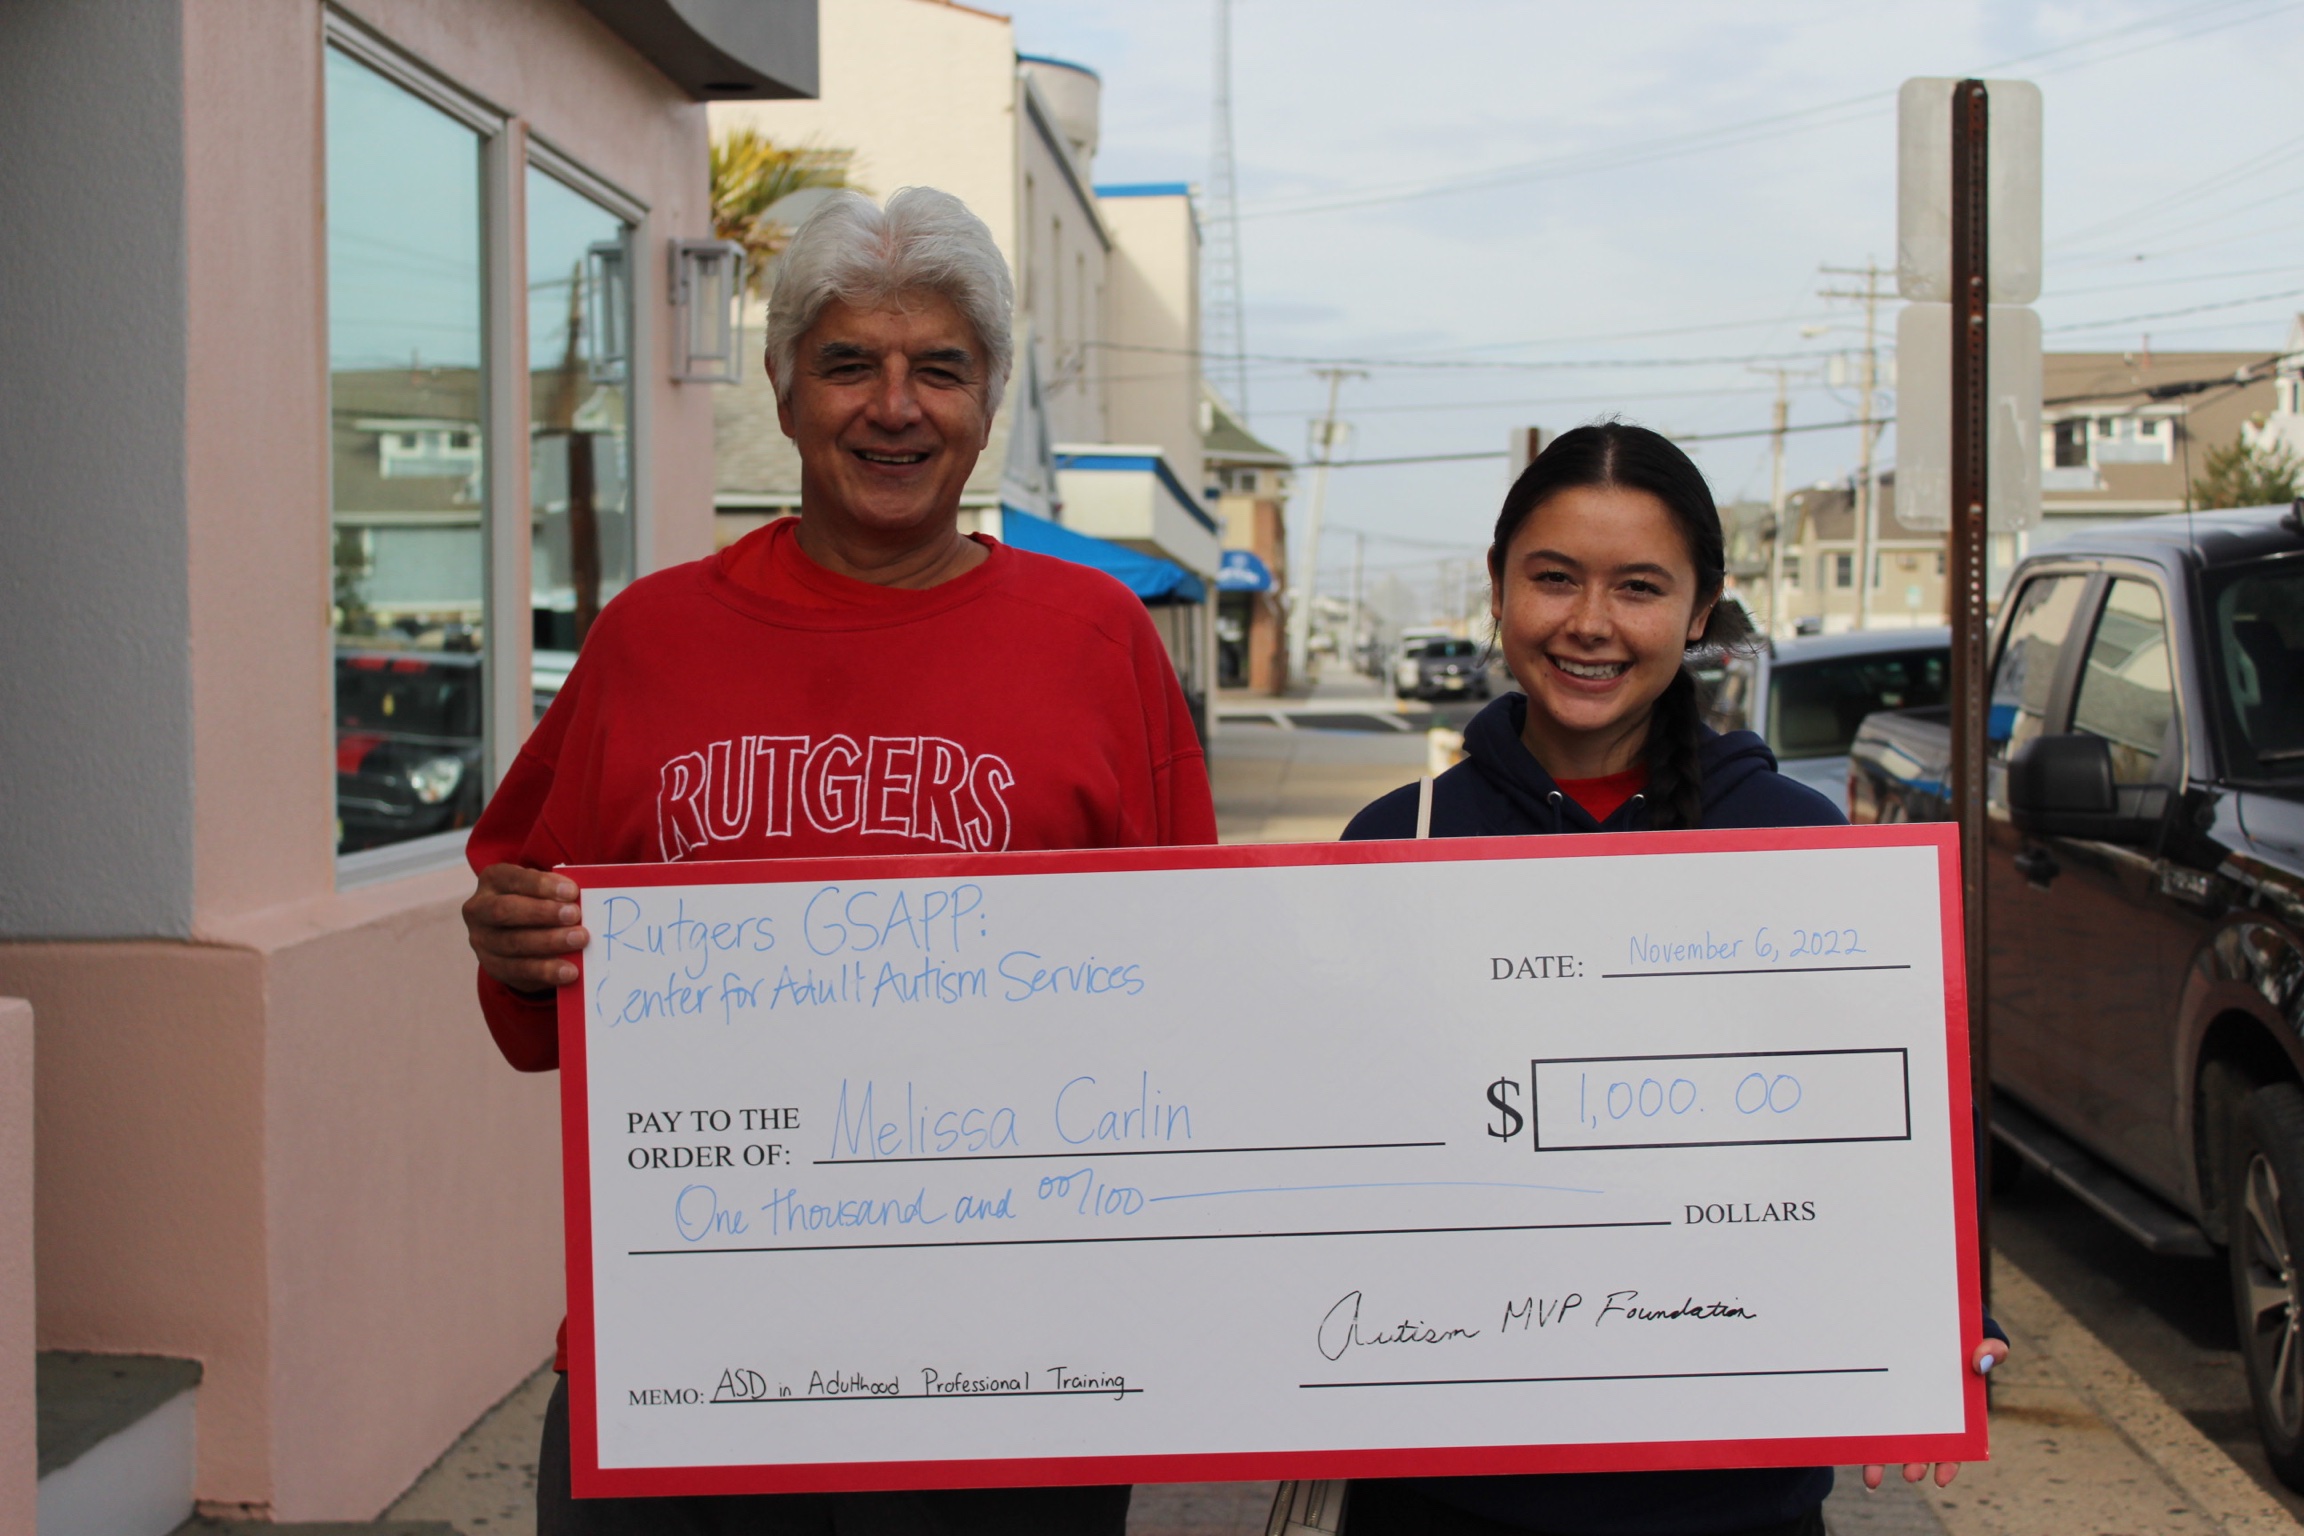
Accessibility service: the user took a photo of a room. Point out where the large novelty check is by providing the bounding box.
[558,825,1985,1497]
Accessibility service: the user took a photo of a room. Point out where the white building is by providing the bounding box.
[710,0,1216,723]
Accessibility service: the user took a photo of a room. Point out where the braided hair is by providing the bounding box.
[1486,423,1755,831]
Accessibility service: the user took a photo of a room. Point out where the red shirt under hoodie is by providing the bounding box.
[472,516,1217,1074]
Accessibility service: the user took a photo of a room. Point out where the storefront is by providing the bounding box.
[0,1,811,1518]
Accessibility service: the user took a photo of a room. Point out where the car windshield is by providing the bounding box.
[2208,559,2304,777]
[1766,648,1949,759]
[336,652,482,742]
[1423,640,1478,660]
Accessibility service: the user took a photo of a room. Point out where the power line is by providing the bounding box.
[2044,284,2304,333]
[1321,416,1876,471]
[1259,383,1787,418]
[1085,338,1840,373]
[2044,354,2285,406]
[1231,0,2294,222]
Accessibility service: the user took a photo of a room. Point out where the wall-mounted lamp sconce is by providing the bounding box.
[669,238,747,383]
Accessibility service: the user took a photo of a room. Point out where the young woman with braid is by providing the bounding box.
[1337,423,2007,1536]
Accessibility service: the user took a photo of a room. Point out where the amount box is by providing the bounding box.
[1529,1047,1911,1152]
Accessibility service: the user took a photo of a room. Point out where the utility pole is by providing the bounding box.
[1751,365,1793,638]
[1348,530,1366,675]
[1821,261,1892,630]
[1749,363,1825,639]
[1204,0,1249,416]
[1288,367,1361,685]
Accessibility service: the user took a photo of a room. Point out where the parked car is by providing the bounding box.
[335,647,486,853]
[1844,506,2304,1484]
[1396,637,1491,702]
[1701,627,1950,812]
[1390,629,1451,696]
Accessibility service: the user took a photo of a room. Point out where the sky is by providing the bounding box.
[995,0,2304,617]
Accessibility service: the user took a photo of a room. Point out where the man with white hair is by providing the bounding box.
[461,187,1212,1532]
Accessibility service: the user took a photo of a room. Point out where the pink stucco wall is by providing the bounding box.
[0,0,719,1518]
[0,945,271,1501]
[227,875,563,1516]
[0,998,31,1536]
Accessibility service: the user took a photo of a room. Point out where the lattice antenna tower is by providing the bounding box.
[1204,0,1249,419]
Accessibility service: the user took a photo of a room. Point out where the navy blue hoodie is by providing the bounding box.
[1341,694,1898,1536]
[1344,691,1843,842]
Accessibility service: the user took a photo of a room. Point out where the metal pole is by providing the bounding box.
[1349,531,1365,675]
[1857,267,1880,630]
[1288,367,1359,684]
[1948,77,1993,1304]
[1768,369,1788,637]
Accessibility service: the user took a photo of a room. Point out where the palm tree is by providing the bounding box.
[710,128,856,292]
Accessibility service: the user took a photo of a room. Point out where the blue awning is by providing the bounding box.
[1217,549,1274,592]
[1000,506,1206,604]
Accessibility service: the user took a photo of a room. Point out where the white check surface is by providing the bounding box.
[575,839,1969,1476]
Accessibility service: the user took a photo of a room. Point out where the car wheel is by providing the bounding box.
[2231,1082,2304,1488]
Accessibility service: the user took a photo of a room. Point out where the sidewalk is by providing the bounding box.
[337,1254,2299,1536]
[1823,1256,2299,1536]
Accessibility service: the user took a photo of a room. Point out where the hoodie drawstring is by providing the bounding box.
[1545,790,1564,835]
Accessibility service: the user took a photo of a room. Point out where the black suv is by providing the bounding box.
[335,647,486,853]
[1397,637,1491,701]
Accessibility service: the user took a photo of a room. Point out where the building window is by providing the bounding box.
[2095,413,2173,465]
[1833,552,1854,589]
[2052,419,2089,468]
[527,165,635,716]
[1936,551,1947,576]
[1783,555,1801,590]
[326,46,491,860]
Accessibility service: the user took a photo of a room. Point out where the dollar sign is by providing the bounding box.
[1486,1077,1524,1141]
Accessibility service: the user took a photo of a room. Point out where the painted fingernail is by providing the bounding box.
[1976,1353,1997,1374]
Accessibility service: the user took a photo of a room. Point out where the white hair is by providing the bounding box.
[765,187,1015,419]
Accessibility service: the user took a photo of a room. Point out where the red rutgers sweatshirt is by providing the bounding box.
[469,516,1217,1077]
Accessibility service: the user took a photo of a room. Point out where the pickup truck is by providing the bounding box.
[1844,504,2304,1483]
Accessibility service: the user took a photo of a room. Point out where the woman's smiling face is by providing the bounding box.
[1490,483,1713,777]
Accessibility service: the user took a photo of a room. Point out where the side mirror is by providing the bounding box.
[2007,733,2168,841]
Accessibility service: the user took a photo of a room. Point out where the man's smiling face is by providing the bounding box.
[775,293,993,544]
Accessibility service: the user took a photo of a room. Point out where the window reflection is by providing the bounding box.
[528,169,634,718]
[2073,580,2175,784]
[326,48,489,856]
[1989,574,2088,763]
